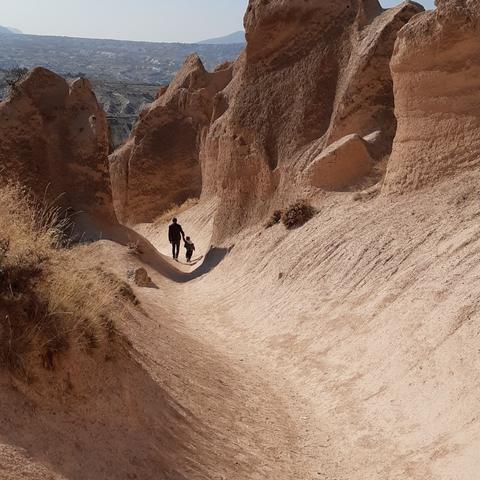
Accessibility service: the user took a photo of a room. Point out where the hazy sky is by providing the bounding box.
[2,0,435,43]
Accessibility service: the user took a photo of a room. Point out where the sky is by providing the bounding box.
[2,0,436,44]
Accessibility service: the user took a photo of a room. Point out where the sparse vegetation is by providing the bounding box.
[96,267,140,306]
[0,181,125,381]
[2,67,28,93]
[127,240,144,256]
[281,200,316,229]
[265,210,282,228]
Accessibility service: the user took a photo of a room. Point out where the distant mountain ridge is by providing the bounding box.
[199,31,245,45]
[0,25,21,35]
[0,33,243,84]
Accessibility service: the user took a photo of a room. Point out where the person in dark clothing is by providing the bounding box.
[184,236,195,262]
[168,218,185,260]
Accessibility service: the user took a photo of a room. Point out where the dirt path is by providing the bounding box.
[126,252,330,479]
[5,175,480,479]
[125,177,480,480]
[89,240,320,480]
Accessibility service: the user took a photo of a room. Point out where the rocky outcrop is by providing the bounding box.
[383,0,480,193]
[109,55,233,225]
[130,267,152,287]
[201,0,423,241]
[305,134,373,191]
[0,67,114,227]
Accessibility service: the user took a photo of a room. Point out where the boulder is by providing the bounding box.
[131,267,152,287]
[306,134,373,191]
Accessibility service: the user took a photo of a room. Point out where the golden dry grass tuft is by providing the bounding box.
[0,182,125,381]
[281,200,317,229]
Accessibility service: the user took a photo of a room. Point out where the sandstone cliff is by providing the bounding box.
[201,0,423,241]
[383,0,480,193]
[0,67,114,229]
[109,55,233,225]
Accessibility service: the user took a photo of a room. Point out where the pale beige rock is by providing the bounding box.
[133,267,151,287]
[383,0,480,193]
[109,55,233,225]
[0,68,114,228]
[306,134,373,191]
[2,4,480,480]
[201,0,423,241]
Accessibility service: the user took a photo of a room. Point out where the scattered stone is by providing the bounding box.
[128,267,152,287]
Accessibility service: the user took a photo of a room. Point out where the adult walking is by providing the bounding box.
[168,218,185,260]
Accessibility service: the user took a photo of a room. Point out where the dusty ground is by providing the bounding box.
[2,171,480,479]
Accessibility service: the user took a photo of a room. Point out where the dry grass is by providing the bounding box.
[0,181,124,381]
[127,240,144,256]
[281,200,317,229]
[154,197,199,225]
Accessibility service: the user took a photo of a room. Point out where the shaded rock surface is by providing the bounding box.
[109,55,233,225]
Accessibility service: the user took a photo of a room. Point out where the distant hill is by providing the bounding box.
[0,33,243,84]
[199,31,245,45]
[0,25,21,35]
[0,32,243,148]
[7,27,22,34]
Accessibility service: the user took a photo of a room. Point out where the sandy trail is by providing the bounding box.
[125,205,344,479]
[126,171,480,479]
[3,173,480,479]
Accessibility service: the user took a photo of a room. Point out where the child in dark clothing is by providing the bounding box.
[184,236,195,262]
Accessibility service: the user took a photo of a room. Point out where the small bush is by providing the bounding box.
[0,181,125,381]
[3,67,28,94]
[265,210,283,229]
[281,200,316,229]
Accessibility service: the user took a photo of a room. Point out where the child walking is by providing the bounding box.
[184,236,195,262]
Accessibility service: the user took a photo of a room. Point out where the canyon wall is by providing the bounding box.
[0,67,114,227]
[383,0,480,193]
[201,0,423,241]
[109,55,233,225]
[108,0,423,237]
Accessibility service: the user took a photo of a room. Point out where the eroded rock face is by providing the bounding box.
[109,55,233,225]
[383,0,480,194]
[305,134,373,191]
[0,67,114,226]
[202,0,423,241]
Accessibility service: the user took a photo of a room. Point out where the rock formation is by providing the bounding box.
[305,134,373,191]
[0,67,114,228]
[383,0,480,193]
[201,0,423,241]
[131,267,152,287]
[109,55,233,225]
